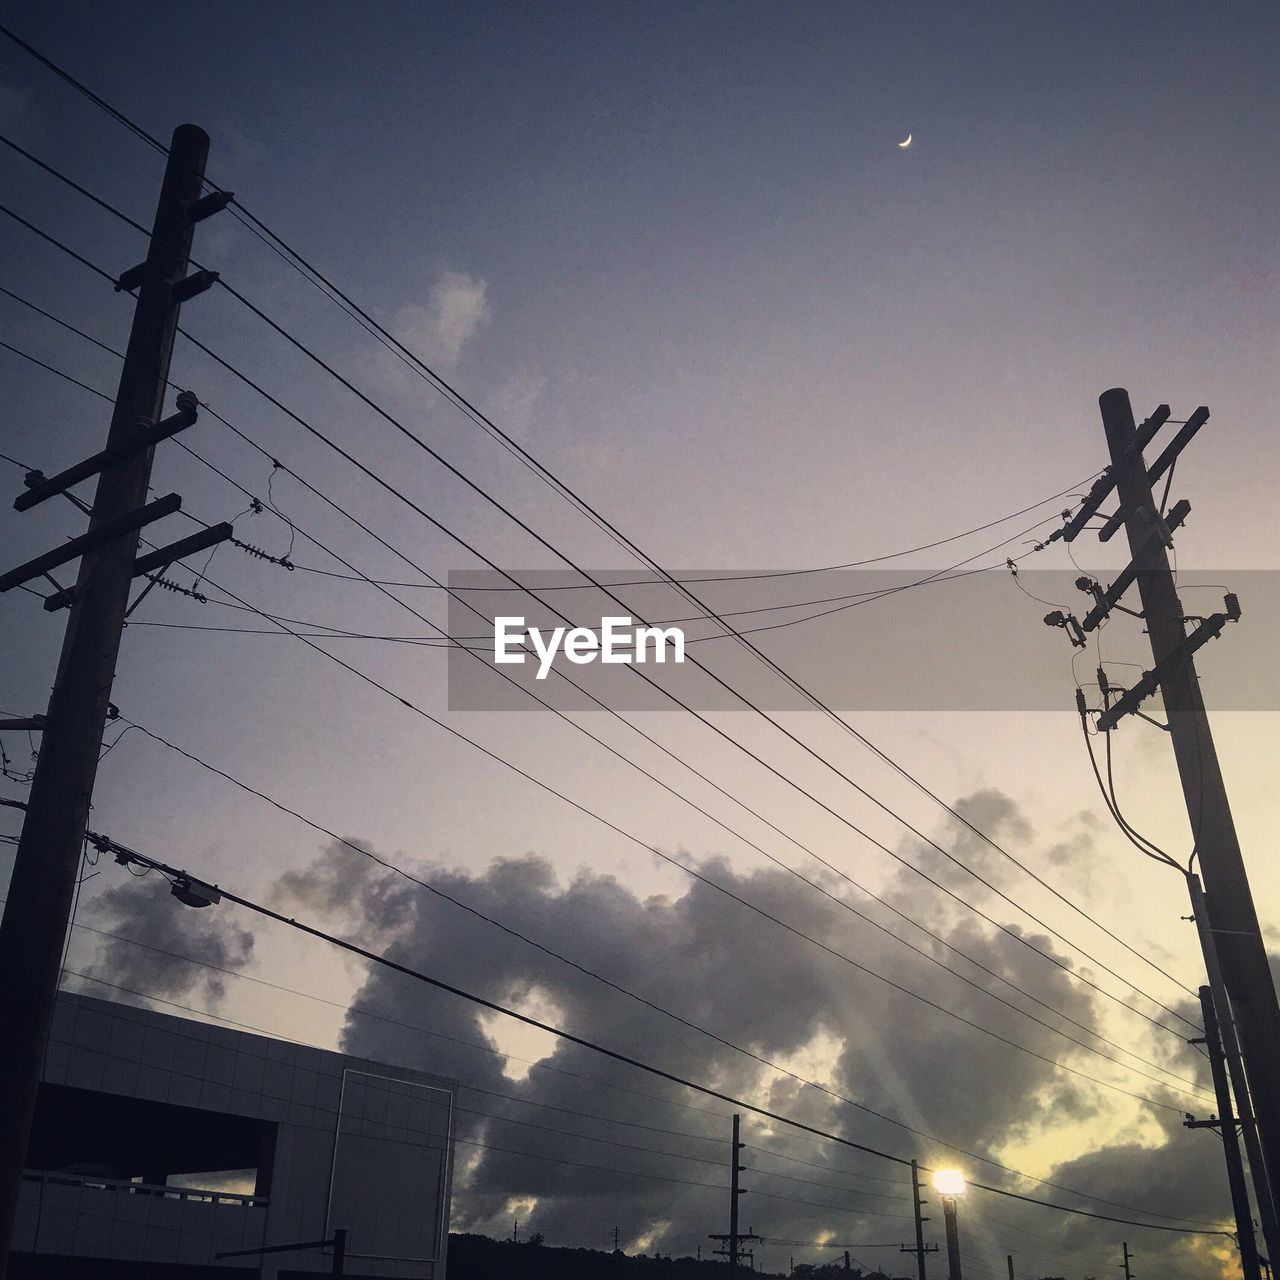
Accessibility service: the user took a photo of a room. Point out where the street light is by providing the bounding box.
[931,1169,966,1280]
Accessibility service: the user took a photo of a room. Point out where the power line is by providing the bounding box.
[78,827,1232,1235]
[0,189,1197,1041]
[14,889,1226,1232]
[0,383,1202,1103]
[0,31,1202,1008]
[54,910,938,1197]
[0,271,1077,614]
[54,970,899,1221]
[199,271,1203,1026]
[0,324,1208,1096]
[109,606,1207,1117]
[162,321,1204,1035]
[58,970,904,1219]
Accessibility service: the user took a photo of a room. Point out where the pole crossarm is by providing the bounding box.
[1095,600,1239,732]
[0,493,181,592]
[42,522,233,612]
[1078,499,1191,631]
[0,717,45,733]
[1097,407,1209,542]
[13,393,199,511]
[1060,405,1171,542]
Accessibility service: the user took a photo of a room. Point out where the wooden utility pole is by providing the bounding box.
[1190,874,1280,1266]
[1095,388,1280,1214]
[1006,1255,1014,1280]
[0,124,228,1276]
[1185,985,1263,1280]
[1121,1241,1134,1280]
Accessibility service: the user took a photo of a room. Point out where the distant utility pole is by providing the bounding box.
[901,1160,938,1280]
[0,124,230,1277]
[709,1115,759,1278]
[1185,985,1263,1280]
[613,1225,620,1252]
[1189,874,1280,1268]
[1120,1241,1134,1280]
[1060,388,1280,1263]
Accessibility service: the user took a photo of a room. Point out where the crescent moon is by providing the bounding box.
[898,133,912,148]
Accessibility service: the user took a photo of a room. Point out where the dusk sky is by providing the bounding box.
[2,3,1278,1277]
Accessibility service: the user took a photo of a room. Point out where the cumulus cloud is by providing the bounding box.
[260,791,1234,1272]
[393,270,491,372]
[84,874,254,1007]
[76,785,1240,1272]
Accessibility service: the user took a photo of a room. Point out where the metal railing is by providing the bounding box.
[22,1169,267,1208]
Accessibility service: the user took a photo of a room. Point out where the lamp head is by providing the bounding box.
[931,1169,966,1197]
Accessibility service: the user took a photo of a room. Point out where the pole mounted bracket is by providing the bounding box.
[1097,407,1209,542]
[0,715,46,732]
[1061,405,1171,542]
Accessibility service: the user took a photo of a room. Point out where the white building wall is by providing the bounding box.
[15,991,454,1278]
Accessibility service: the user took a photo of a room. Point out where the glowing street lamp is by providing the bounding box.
[931,1169,966,1280]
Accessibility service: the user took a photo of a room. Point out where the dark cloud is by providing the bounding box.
[83,872,254,1006]
[263,790,1238,1272]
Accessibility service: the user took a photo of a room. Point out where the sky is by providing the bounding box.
[1,2,1278,1276]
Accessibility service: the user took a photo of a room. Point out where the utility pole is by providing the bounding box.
[1190,873,1280,1267]
[730,1114,743,1279]
[1184,985,1263,1280]
[709,1115,759,1278]
[613,1225,620,1252]
[1092,387,1280,1204]
[0,124,229,1277]
[901,1160,938,1280]
[1006,1255,1014,1280]
[1120,1241,1133,1280]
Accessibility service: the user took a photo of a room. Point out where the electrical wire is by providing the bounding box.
[0,318,1207,1080]
[0,401,1206,1102]
[0,177,1199,1032]
[109,549,1212,1112]
[115,704,1202,1125]
[78,829,1232,1234]
[24,897,1224,1234]
[17,91,1194,1034]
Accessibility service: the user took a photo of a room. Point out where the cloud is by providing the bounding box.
[392,270,491,372]
[262,791,1234,1269]
[83,874,254,1007]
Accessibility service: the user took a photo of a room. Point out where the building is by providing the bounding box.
[10,990,455,1278]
